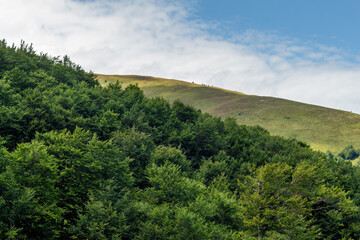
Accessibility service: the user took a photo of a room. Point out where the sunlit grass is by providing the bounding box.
[96,74,360,153]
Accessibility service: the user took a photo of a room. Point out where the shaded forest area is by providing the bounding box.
[0,40,359,239]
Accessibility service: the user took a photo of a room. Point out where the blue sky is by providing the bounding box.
[194,0,360,58]
[1,0,360,113]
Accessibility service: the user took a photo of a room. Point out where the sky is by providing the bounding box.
[196,0,360,57]
[1,0,360,113]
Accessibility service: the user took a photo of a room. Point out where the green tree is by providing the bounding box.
[112,129,154,188]
[150,145,190,172]
[70,180,131,240]
[338,145,360,160]
[237,162,357,239]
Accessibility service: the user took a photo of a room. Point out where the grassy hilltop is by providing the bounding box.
[96,74,360,153]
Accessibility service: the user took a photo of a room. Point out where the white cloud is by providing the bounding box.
[1,0,360,113]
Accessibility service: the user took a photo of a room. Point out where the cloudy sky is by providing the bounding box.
[1,0,360,113]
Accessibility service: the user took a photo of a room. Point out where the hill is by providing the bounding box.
[1,40,360,239]
[96,74,360,153]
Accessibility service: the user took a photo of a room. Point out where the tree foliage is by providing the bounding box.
[0,40,359,239]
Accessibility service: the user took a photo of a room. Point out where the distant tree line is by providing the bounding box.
[0,40,359,239]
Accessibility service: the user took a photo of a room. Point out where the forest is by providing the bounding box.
[0,40,359,239]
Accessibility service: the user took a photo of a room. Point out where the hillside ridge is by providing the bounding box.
[96,74,360,153]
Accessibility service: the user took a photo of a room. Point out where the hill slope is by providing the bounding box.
[1,41,359,239]
[96,74,360,153]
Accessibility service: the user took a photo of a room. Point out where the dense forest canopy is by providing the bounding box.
[0,40,359,239]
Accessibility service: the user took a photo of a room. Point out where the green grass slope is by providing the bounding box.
[96,74,360,153]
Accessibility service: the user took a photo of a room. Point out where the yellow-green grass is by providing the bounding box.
[96,74,360,153]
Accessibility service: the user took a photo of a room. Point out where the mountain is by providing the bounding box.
[96,74,360,153]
